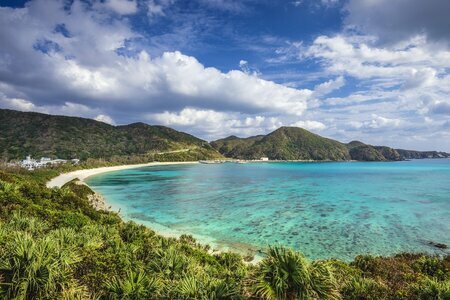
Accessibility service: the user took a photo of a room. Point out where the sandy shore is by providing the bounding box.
[46,160,262,262]
[46,161,198,188]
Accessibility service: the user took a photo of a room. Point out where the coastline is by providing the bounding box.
[43,159,450,263]
[46,161,199,188]
[46,161,264,262]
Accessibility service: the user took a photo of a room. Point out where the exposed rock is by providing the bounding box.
[87,192,108,211]
[428,241,448,249]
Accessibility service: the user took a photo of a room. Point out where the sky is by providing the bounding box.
[0,0,449,151]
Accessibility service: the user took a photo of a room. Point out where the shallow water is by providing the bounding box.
[86,159,450,260]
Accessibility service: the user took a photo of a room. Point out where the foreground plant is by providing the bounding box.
[254,246,339,300]
[1,168,449,299]
[0,230,81,299]
[106,270,160,299]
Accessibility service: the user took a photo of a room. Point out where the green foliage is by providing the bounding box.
[409,278,450,300]
[106,270,160,299]
[0,108,222,161]
[340,276,389,300]
[212,127,351,161]
[0,228,82,299]
[413,256,449,280]
[0,167,449,299]
[212,128,450,161]
[348,145,387,161]
[253,246,339,299]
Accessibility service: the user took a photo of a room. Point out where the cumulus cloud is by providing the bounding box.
[306,35,450,81]
[350,114,401,130]
[304,34,450,122]
[287,29,450,150]
[95,114,116,125]
[0,92,104,118]
[149,108,282,140]
[0,0,312,134]
[290,120,326,131]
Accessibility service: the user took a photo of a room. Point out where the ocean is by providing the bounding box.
[86,159,450,260]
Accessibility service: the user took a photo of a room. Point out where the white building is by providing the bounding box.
[260,157,269,161]
[19,156,71,170]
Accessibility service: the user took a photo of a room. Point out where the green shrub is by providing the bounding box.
[409,278,450,300]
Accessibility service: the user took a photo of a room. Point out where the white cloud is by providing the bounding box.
[0,92,105,118]
[313,76,345,96]
[104,0,137,15]
[306,35,450,81]
[151,108,225,126]
[149,108,282,140]
[402,68,437,90]
[290,120,326,131]
[95,114,115,125]
[366,114,401,129]
[0,97,36,111]
[147,0,170,17]
[0,1,312,121]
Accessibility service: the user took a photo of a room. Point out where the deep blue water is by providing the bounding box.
[86,159,450,260]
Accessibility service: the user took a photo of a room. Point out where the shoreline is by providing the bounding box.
[44,159,449,263]
[46,161,199,188]
[46,161,264,263]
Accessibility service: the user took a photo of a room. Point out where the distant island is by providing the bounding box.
[1,108,449,163]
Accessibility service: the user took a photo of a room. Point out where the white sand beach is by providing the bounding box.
[46,161,198,188]
[45,160,262,262]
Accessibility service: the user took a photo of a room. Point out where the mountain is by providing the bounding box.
[347,143,387,161]
[345,141,402,161]
[211,128,450,161]
[1,109,448,162]
[0,109,222,161]
[211,127,351,161]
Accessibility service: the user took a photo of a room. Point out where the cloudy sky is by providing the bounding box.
[0,0,449,150]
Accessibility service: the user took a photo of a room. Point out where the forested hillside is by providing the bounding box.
[0,109,221,161]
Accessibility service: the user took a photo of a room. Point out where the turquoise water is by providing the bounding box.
[86,159,450,260]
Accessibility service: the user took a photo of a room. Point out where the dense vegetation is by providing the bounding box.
[0,166,449,299]
[211,127,351,161]
[0,109,222,161]
[2,109,449,163]
[211,128,405,161]
[211,128,450,161]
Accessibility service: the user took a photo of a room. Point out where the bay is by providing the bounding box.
[86,159,450,260]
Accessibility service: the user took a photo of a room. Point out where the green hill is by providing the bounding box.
[2,109,448,162]
[212,127,351,161]
[0,109,222,161]
[211,128,448,161]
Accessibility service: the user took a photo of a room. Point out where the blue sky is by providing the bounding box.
[0,0,449,151]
